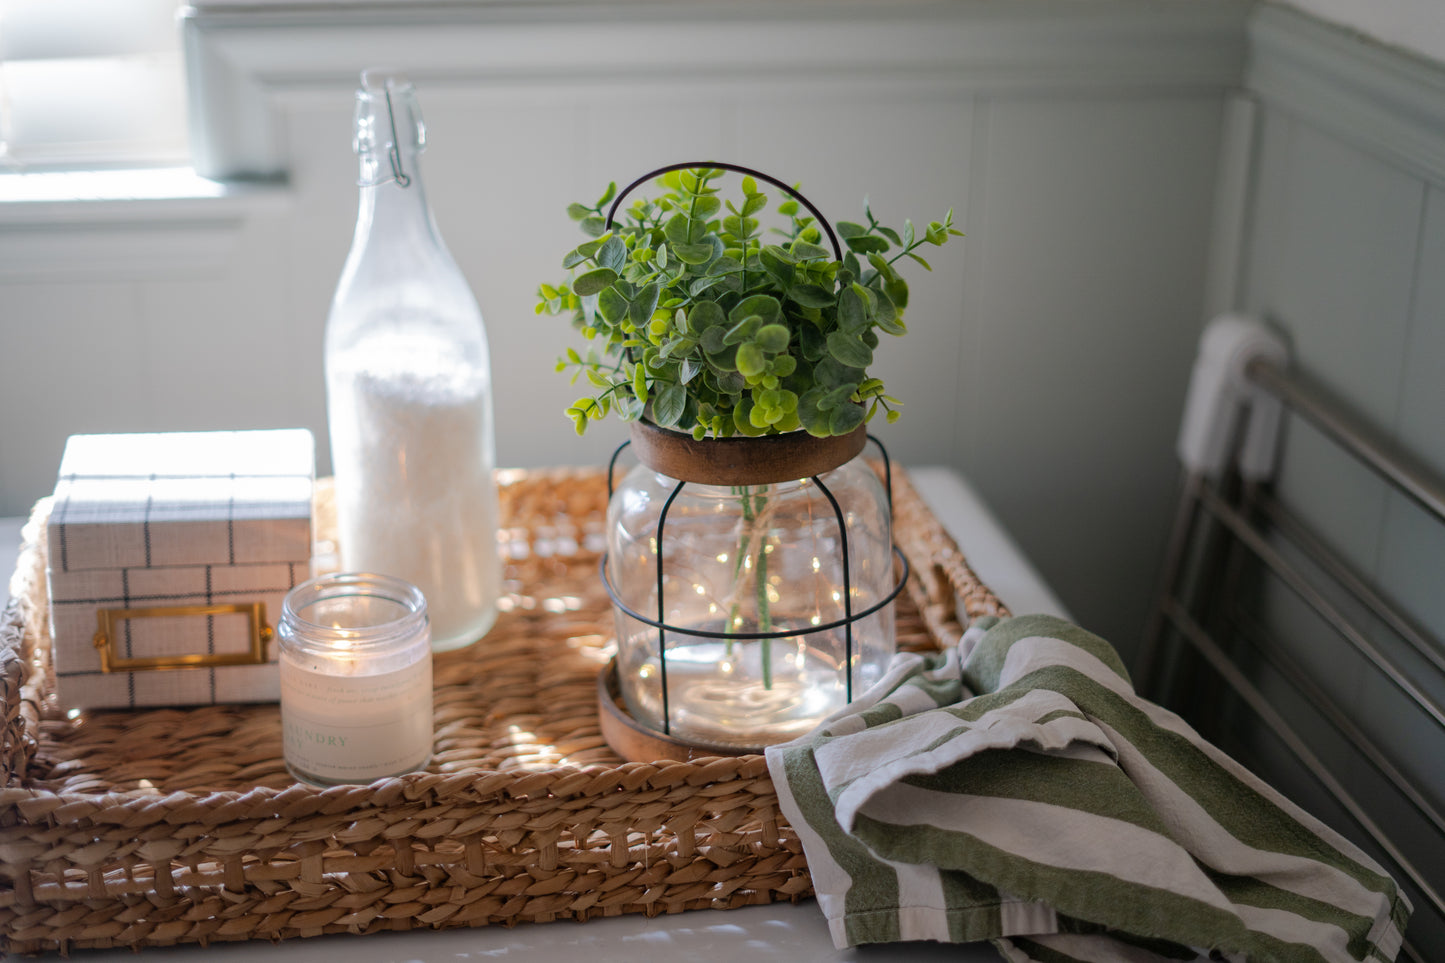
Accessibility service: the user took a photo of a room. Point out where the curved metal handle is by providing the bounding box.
[603,161,843,262]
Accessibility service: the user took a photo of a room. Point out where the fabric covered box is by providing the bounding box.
[45,429,314,710]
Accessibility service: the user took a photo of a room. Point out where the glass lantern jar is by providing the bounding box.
[604,422,901,752]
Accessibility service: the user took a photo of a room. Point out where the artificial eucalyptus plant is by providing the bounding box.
[535,166,960,439]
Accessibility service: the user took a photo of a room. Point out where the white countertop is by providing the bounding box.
[0,466,1067,962]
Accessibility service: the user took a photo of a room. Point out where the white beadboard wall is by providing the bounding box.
[0,0,1249,655]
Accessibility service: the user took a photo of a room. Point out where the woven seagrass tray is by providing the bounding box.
[0,467,1006,954]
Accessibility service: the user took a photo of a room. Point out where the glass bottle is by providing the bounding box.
[324,69,499,651]
[607,445,896,751]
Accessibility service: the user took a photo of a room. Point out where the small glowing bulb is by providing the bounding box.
[694,584,706,595]
[810,615,822,626]
[716,553,729,563]
[831,591,841,602]
[811,556,822,572]
[720,660,734,675]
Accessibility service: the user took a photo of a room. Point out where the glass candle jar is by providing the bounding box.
[278,573,433,786]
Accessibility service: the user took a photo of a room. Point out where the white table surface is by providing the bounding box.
[0,466,1067,962]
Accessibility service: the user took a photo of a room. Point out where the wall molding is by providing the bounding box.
[0,177,289,281]
[1248,2,1445,184]
[0,220,246,282]
[182,0,1251,179]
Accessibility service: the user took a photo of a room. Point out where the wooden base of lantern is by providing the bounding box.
[596,659,764,762]
[626,420,867,486]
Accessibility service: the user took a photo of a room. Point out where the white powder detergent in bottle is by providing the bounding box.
[324,68,500,651]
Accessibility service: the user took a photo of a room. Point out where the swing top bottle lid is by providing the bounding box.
[353,68,425,158]
[360,67,409,94]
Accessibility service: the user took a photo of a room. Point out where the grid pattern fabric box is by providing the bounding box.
[46,430,314,709]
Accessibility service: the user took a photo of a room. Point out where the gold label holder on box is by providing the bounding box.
[93,603,274,672]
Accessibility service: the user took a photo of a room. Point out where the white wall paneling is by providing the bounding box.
[180,0,1252,179]
[0,0,1249,655]
[956,93,1225,647]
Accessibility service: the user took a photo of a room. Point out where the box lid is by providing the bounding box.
[48,429,314,574]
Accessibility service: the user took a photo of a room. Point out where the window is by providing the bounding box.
[0,0,187,170]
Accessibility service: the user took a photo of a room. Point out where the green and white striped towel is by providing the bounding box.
[765,614,1410,962]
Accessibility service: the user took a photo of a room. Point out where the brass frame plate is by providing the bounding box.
[93,603,273,672]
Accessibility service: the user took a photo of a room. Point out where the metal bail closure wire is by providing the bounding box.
[358,75,414,189]
[383,82,412,188]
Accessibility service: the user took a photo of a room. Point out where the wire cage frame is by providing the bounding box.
[591,159,911,744]
[603,433,910,738]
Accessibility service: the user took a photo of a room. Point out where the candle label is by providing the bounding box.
[281,656,433,782]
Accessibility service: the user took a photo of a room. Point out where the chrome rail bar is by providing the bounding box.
[1246,359,1445,523]
[1159,600,1445,924]
[1196,484,1445,732]
[1139,356,1445,956]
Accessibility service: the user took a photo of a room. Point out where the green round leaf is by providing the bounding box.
[572,268,618,297]
[705,341,739,373]
[838,288,867,333]
[691,196,722,220]
[628,282,661,327]
[737,342,767,378]
[797,389,832,436]
[826,331,874,368]
[729,294,782,326]
[597,286,628,324]
[733,399,766,436]
[828,403,866,435]
[690,301,726,334]
[598,236,627,272]
[789,240,833,262]
[788,284,835,309]
[652,384,686,427]
[671,241,716,265]
[700,326,728,354]
[844,235,889,255]
[755,324,790,354]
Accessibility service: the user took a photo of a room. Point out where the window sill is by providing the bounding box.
[0,167,290,281]
[0,167,289,222]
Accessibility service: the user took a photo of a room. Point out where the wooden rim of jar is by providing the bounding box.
[596,658,763,761]
[627,418,867,486]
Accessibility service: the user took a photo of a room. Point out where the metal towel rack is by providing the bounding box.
[1137,357,1445,961]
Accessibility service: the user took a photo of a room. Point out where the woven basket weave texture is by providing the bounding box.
[0,467,1005,953]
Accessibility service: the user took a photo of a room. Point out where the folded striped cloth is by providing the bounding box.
[765,614,1410,962]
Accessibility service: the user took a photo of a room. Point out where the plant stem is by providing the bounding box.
[756,510,772,690]
[722,486,774,689]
